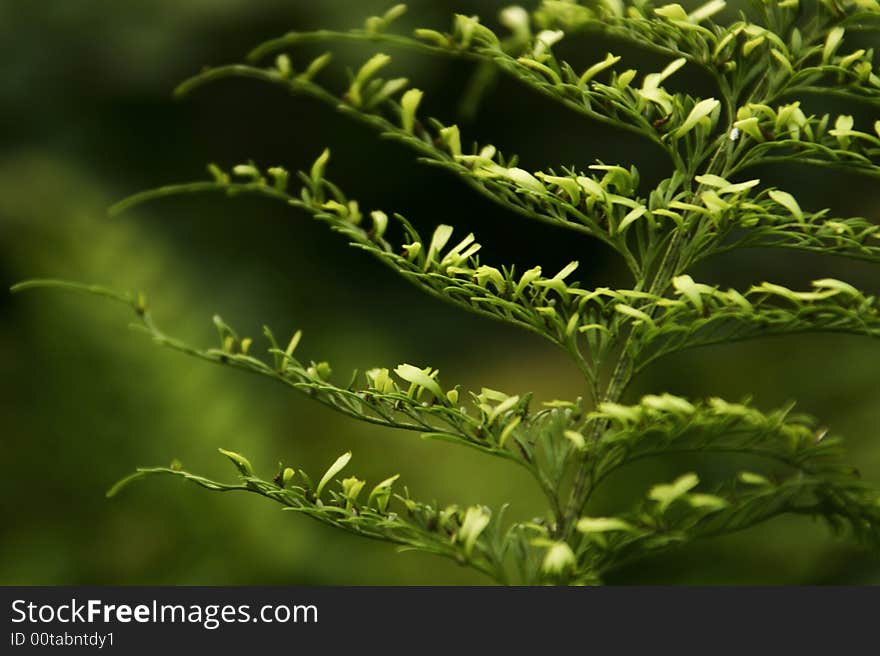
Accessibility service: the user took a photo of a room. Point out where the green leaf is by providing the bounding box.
[368,474,400,513]
[618,206,648,232]
[540,541,576,575]
[614,304,655,327]
[823,27,845,64]
[738,471,771,486]
[316,451,352,499]
[672,275,704,314]
[341,476,366,505]
[564,430,587,451]
[768,190,804,222]
[459,506,491,556]
[218,448,254,477]
[505,168,545,193]
[687,494,729,511]
[394,363,443,398]
[675,98,720,137]
[425,224,454,270]
[649,473,700,513]
[577,517,636,533]
[400,88,423,134]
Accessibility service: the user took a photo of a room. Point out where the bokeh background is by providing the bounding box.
[2,0,879,585]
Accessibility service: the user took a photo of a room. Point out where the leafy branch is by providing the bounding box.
[14,0,880,584]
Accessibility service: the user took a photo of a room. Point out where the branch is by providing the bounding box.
[10,279,528,466]
[174,58,654,274]
[107,449,514,584]
[578,468,880,576]
[589,395,858,491]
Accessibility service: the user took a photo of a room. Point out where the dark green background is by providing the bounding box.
[3,0,878,584]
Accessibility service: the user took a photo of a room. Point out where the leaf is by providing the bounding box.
[553,261,579,281]
[675,98,720,137]
[316,451,352,498]
[687,494,728,511]
[564,430,587,451]
[672,275,704,314]
[394,363,443,398]
[614,304,655,327]
[218,448,254,477]
[577,517,636,533]
[578,53,622,86]
[619,206,648,232]
[310,149,330,187]
[768,190,804,222]
[505,167,545,193]
[499,416,521,448]
[341,477,365,505]
[541,541,576,575]
[688,0,726,24]
[812,278,859,297]
[439,125,461,157]
[649,473,700,513]
[425,224,454,269]
[823,27,845,64]
[459,506,491,556]
[367,474,400,512]
[738,471,771,486]
[654,4,690,22]
[400,88,423,134]
[298,53,333,83]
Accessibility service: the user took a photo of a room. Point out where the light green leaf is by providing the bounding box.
[688,494,728,511]
[738,471,771,486]
[768,190,803,222]
[675,98,720,137]
[688,0,726,23]
[218,448,254,477]
[614,304,655,326]
[577,517,636,533]
[367,474,400,513]
[505,168,546,193]
[425,224,454,270]
[316,451,352,498]
[672,275,704,313]
[553,261,579,281]
[823,26,845,63]
[341,476,365,505]
[655,4,689,22]
[394,363,443,398]
[564,430,587,451]
[439,125,462,157]
[400,88,423,134]
[459,506,491,556]
[541,541,576,575]
[649,472,700,513]
[618,206,648,232]
[812,278,859,297]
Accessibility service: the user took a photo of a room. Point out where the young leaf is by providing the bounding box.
[458,506,490,556]
[218,448,254,477]
[316,452,352,499]
[394,364,443,398]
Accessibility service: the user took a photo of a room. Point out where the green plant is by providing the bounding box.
[13,0,880,585]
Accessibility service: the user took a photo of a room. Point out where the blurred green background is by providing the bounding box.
[2,0,879,585]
